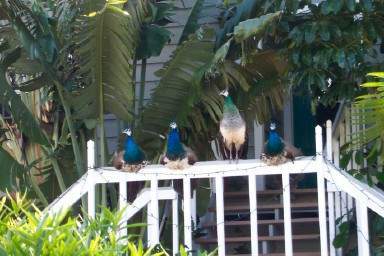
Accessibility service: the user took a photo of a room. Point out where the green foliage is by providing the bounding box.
[233,12,281,43]
[216,0,384,106]
[136,1,173,59]
[0,193,167,255]
[178,0,205,44]
[65,1,139,122]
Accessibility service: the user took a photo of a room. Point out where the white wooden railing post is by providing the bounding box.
[87,176,96,219]
[118,181,128,241]
[172,196,179,256]
[248,174,259,256]
[316,125,329,256]
[215,175,225,256]
[326,121,337,256]
[148,178,160,246]
[282,172,293,256]
[183,178,193,253]
[356,201,370,256]
[87,140,96,219]
[87,140,95,169]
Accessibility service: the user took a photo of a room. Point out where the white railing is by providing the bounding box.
[45,122,384,256]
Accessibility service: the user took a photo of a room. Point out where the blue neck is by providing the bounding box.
[123,136,144,164]
[167,128,185,160]
[266,130,284,155]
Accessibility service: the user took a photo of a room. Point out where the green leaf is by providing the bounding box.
[215,0,259,47]
[233,12,281,43]
[0,55,49,146]
[0,47,21,69]
[340,151,352,169]
[178,0,205,44]
[66,2,142,122]
[362,0,373,12]
[304,24,317,44]
[346,0,356,11]
[136,24,171,59]
[16,73,49,92]
[0,148,25,190]
[354,150,364,166]
[137,29,215,157]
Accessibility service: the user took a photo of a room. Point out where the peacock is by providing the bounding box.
[160,122,197,170]
[112,128,147,172]
[261,122,301,165]
[219,90,246,162]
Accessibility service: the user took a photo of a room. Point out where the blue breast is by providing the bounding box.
[266,131,284,156]
[123,137,145,164]
[166,129,186,160]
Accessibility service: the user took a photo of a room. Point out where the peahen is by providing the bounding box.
[160,122,197,170]
[262,122,302,165]
[112,128,147,172]
[219,90,246,162]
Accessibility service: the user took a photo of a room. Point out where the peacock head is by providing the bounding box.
[169,122,177,130]
[122,128,132,136]
[270,122,277,131]
[219,89,229,97]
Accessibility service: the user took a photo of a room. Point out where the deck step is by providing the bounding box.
[225,188,317,197]
[208,201,319,212]
[196,234,320,244]
[202,217,320,228]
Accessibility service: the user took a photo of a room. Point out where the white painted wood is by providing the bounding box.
[316,125,323,158]
[341,192,348,223]
[334,191,342,256]
[215,175,225,256]
[191,190,197,228]
[261,241,268,254]
[148,178,160,246]
[327,189,336,256]
[254,121,265,190]
[282,173,293,256]
[122,187,177,221]
[317,171,329,256]
[326,120,333,162]
[333,139,340,168]
[248,174,259,256]
[172,197,179,256]
[118,181,128,240]
[316,124,329,256]
[45,172,91,215]
[88,174,96,219]
[87,140,95,168]
[94,158,323,181]
[323,163,384,218]
[355,201,370,256]
[183,178,193,252]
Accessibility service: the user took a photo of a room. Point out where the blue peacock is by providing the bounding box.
[219,90,246,163]
[113,128,147,172]
[160,122,197,170]
[262,122,301,165]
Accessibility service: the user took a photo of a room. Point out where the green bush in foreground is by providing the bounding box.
[0,193,217,256]
[0,193,166,256]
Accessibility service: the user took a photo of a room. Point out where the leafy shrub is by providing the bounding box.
[0,193,166,255]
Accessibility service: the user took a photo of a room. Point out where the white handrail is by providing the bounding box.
[44,123,384,256]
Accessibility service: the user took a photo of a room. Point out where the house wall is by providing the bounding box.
[102,0,222,156]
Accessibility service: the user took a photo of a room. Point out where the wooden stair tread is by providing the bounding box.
[225,188,317,197]
[208,201,319,212]
[196,234,320,244]
[202,217,320,228]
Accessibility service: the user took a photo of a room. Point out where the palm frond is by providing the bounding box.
[136,28,217,159]
[64,0,143,122]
